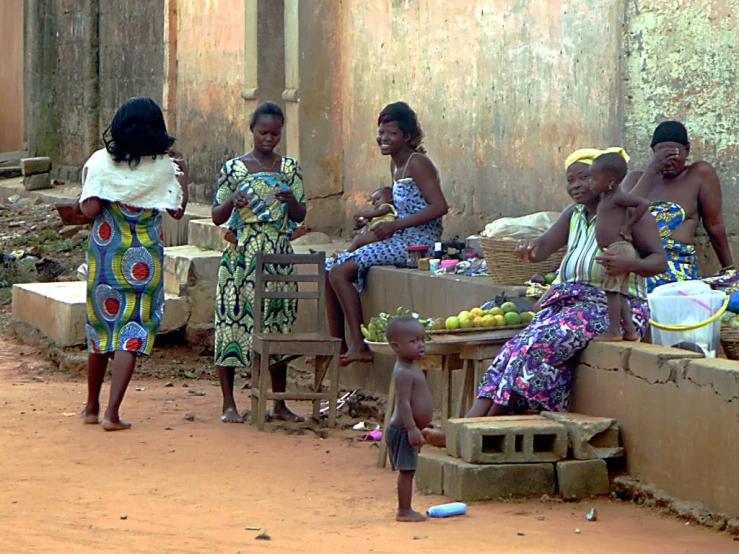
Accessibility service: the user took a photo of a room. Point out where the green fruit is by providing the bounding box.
[520,312,534,325]
[459,317,475,329]
[500,302,517,314]
[545,273,556,285]
[445,316,460,330]
[432,318,446,330]
[504,312,522,326]
[730,316,739,329]
[481,314,497,328]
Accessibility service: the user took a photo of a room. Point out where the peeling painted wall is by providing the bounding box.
[176,0,246,201]
[338,0,624,238]
[622,0,739,238]
[0,0,24,152]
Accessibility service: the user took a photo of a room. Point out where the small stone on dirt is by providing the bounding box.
[536,515,546,521]
[517,532,525,536]
[245,526,261,531]
[120,515,128,520]
[165,427,174,431]
[164,382,174,387]
[255,532,271,541]
[574,528,581,534]
[183,413,196,422]
[188,390,206,397]
[586,508,598,522]
[413,535,428,540]
[540,494,550,503]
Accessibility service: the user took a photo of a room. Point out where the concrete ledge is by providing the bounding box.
[12,282,193,345]
[572,341,739,518]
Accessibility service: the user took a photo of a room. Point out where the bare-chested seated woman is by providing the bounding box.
[622,121,734,292]
[324,102,448,367]
[424,147,667,447]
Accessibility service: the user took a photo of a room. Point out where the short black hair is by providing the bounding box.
[378,101,425,152]
[249,101,285,130]
[373,186,393,199]
[592,152,628,183]
[386,316,424,342]
[104,97,175,167]
[651,120,689,148]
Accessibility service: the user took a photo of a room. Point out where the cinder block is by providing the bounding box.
[0,166,22,179]
[444,458,555,501]
[23,172,52,191]
[556,459,610,500]
[459,418,567,464]
[21,157,52,176]
[541,412,623,460]
[415,449,451,495]
[444,415,547,458]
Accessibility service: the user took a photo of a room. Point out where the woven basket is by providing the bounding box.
[480,237,565,285]
[720,327,739,361]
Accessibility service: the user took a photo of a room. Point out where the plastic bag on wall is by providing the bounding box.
[480,212,561,240]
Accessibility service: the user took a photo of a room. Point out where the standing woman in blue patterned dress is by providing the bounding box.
[326,102,448,366]
[78,97,188,431]
[212,102,307,423]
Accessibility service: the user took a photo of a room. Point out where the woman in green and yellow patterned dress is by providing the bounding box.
[212,102,307,423]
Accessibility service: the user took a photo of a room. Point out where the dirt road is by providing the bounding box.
[0,340,736,554]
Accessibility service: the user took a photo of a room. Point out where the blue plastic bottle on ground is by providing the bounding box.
[426,502,468,518]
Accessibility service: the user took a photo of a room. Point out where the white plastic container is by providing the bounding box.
[647,281,725,358]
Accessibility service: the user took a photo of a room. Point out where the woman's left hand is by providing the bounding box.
[275,188,296,204]
[169,148,188,175]
[596,248,634,275]
[371,220,398,240]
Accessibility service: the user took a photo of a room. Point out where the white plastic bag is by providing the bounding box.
[480,212,560,240]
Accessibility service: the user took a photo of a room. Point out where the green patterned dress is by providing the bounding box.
[213,156,304,368]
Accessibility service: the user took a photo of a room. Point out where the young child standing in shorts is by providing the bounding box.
[385,316,433,522]
[590,152,651,341]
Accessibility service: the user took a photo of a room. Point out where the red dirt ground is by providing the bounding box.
[0,338,736,554]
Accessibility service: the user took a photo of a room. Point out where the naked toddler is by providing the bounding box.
[590,152,651,341]
[385,316,433,522]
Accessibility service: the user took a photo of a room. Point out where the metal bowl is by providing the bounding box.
[364,340,459,356]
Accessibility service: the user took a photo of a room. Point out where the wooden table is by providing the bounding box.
[370,327,521,468]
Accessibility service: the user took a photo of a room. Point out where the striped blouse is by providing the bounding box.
[554,204,647,299]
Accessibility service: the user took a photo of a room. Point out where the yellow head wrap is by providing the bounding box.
[564,147,630,170]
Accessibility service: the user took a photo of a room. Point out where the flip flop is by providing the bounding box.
[358,430,383,442]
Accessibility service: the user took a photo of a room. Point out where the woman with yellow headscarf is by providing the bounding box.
[424,148,666,440]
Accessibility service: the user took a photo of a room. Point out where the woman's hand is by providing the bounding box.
[169,148,189,176]
[275,188,296,204]
[372,220,398,241]
[646,147,680,175]
[515,238,541,262]
[596,248,635,275]
[231,190,251,209]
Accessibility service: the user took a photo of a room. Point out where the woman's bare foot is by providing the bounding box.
[221,406,244,423]
[623,331,639,342]
[396,509,427,522]
[102,418,132,431]
[340,348,373,367]
[270,404,305,423]
[592,331,623,342]
[81,406,99,425]
[422,428,446,448]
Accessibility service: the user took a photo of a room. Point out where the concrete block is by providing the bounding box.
[185,323,214,352]
[163,245,222,295]
[444,415,547,458]
[578,342,633,371]
[12,282,87,346]
[443,459,555,501]
[415,449,451,495]
[629,343,703,385]
[459,418,567,464]
[541,412,623,460]
[23,172,52,191]
[187,219,228,250]
[159,294,191,333]
[0,166,22,179]
[21,157,52,176]
[161,203,210,247]
[556,459,610,499]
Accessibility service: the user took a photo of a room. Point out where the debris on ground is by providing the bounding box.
[587,508,598,522]
[255,532,271,541]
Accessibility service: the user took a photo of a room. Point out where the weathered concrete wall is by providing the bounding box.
[25,0,99,166]
[338,0,624,238]
[0,0,25,152]
[175,0,246,202]
[572,342,739,518]
[98,0,165,130]
[622,0,739,238]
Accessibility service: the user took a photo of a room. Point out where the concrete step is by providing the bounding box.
[161,202,210,248]
[12,281,191,347]
[187,219,227,251]
[163,245,221,325]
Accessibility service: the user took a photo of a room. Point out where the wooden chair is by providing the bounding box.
[250,252,342,430]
